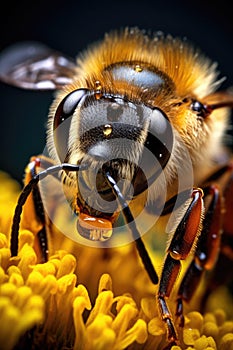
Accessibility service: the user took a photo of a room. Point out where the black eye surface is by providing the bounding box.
[53,88,89,162]
[53,88,89,130]
[190,100,209,118]
[133,107,173,195]
[146,108,173,165]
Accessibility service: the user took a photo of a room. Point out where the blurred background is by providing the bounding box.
[0,0,232,183]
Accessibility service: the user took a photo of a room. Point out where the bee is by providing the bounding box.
[0,27,233,348]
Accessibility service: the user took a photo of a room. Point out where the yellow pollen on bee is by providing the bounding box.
[94,80,102,99]
[134,64,143,72]
[95,80,102,90]
[103,124,113,137]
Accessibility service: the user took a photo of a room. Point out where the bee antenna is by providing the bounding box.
[104,171,159,285]
[208,100,233,111]
[203,91,233,113]
[10,163,87,257]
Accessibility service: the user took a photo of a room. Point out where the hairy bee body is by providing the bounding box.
[49,28,228,171]
[0,27,232,348]
[45,28,230,232]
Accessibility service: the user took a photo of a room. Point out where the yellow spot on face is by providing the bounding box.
[94,81,103,99]
[103,124,113,137]
[95,80,102,90]
[134,64,143,72]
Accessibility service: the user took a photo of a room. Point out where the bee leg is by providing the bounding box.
[25,156,49,262]
[221,166,233,261]
[11,157,84,261]
[158,188,204,344]
[213,169,233,287]
[175,185,222,327]
[11,156,51,262]
[104,171,159,284]
[200,163,233,303]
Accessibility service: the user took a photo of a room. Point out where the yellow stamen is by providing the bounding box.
[0,171,233,350]
[86,290,114,325]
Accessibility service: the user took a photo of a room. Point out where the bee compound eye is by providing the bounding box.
[53,88,89,129]
[132,108,173,195]
[146,108,173,167]
[52,88,90,162]
[190,100,209,117]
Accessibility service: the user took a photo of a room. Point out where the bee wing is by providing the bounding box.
[0,41,76,90]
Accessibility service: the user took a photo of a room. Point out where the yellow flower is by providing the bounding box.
[0,171,233,350]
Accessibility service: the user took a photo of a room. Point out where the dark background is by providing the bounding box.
[0,0,232,183]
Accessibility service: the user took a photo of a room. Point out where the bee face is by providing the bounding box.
[50,86,173,232]
[47,28,226,168]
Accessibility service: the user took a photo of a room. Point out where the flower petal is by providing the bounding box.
[193,335,217,350]
[183,327,201,345]
[112,304,138,336]
[57,254,77,278]
[86,290,114,325]
[86,314,116,350]
[98,273,113,293]
[73,289,92,350]
[219,333,233,350]
[148,316,166,336]
[116,318,148,348]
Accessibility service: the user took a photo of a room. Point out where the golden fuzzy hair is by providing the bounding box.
[74,27,219,98]
[48,27,229,185]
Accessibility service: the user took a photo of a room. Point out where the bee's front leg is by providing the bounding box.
[11,155,52,262]
[157,188,204,345]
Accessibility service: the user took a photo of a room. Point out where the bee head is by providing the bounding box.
[50,88,173,240]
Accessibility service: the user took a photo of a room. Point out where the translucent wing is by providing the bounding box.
[0,41,77,90]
